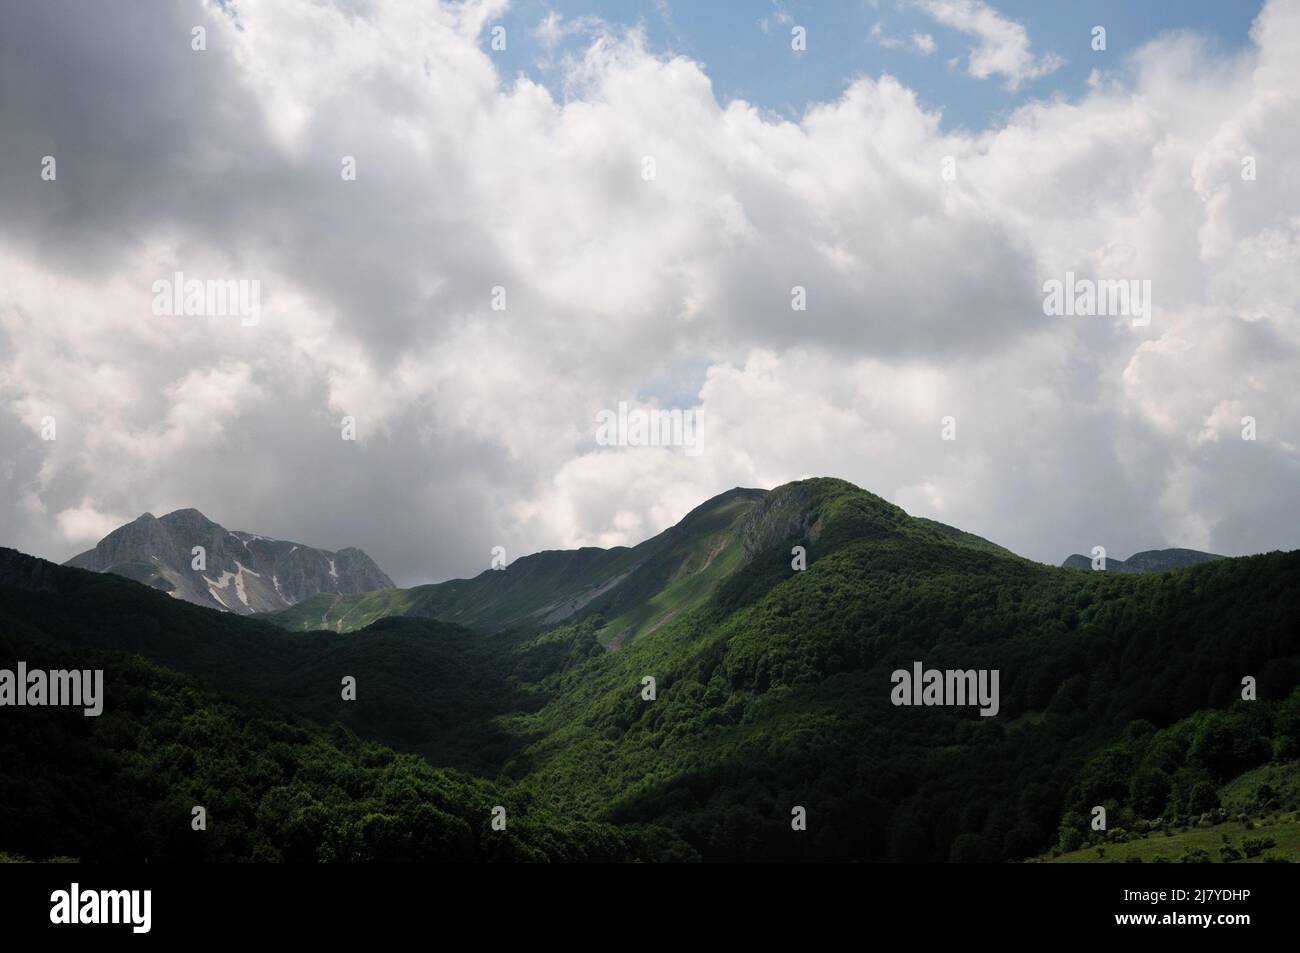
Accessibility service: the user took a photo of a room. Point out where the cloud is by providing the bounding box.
[56,501,131,548]
[916,0,1062,90]
[871,22,904,50]
[870,23,936,56]
[532,10,609,51]
[758,1,794,35]
[0,0,1297,585]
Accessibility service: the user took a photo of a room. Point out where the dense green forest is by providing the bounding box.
[2,478,1298,862]
[498,489,1300,860]
[0,628,690,862]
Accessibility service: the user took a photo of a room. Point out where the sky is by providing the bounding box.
[1,0,1298,587]
[491,0,1264,130]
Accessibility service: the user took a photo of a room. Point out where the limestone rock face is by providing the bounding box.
[65,509,393,614]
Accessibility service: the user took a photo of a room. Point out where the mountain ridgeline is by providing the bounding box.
[3,477,1298,863]
[65,508,393,614]
[268,488,771,639]
[1061,548,1226,574]
[266,484,1019,642]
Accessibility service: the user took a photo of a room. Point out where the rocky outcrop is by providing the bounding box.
[64,509,393,614]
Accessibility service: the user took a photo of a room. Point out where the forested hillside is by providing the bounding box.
[497,481,1300,860]
[0,629,688,862]
[2,478,1297,862]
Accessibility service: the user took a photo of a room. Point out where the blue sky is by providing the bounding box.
[489,0,1263,131]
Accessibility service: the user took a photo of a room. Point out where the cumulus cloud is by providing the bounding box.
[1,0,1297,585]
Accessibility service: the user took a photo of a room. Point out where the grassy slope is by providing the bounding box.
[495,485,1038,846]
[1044,759,1300,863]
[1046,816,1300,863]
[264,488,769,642]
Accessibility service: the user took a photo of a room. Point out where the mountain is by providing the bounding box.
[267,487,768,638]
[4,477,1298,863]
[266,483,1024,639]
[498,481,1300,860]
[64,508,393,614]
[1061,548,1226,573]
[0,545,541,772]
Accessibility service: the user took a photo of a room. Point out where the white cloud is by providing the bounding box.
[56,501,131,548]
[532,10,609,51]
[916,0,1062,90]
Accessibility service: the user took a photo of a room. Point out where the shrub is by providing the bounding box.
[1241,836,1276,858]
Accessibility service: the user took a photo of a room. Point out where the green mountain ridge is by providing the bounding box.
[265,486,771,641]
[1061,548,1226,574]
[3,477,1298,862]
[264,481,1030,643]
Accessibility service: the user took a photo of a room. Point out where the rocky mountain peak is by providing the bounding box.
[64,511,394,614]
